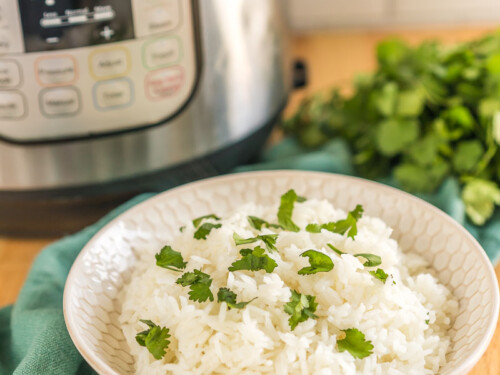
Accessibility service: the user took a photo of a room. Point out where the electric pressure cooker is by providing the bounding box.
[0,0,290,236]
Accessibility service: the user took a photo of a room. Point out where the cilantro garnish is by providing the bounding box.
[135,319,171,360]
[228,246,277,273]
[327,244,382,267]
[233,232,278,252]
[354,253,382,267]
[369,268,389,283]
[277,189,304,232]
[217,287,256,309]
[284,290,318,330]
[192,214,220,228]
[155,246,187,272]
[298,250,334,275]
[305,222,336,233]
[306,205,364,239]
[327,243,345,256]
[176,269,214,302]
[247,216,282,230]
[337,328,374,359]
[179,226,185,232]
[194,223,222,240]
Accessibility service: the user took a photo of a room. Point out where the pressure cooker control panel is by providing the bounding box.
[0,0,198,142]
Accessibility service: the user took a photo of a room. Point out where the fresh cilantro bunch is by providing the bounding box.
[284,34,500,225]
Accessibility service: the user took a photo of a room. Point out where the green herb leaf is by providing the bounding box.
[298,250,334,275]
[176,269,214,302]
[277,189,303,232]
[135,319,171,360]
[233,233,278,252]
[394,158,449,193]
[396,89,425,117]
[327,243,346,256]
[305,222,336,233]
[217,287,256,309]
[155,246,187,272]
[306,205,363,239]
[337,328,374,359]
[192,214,220,228]
[194,223,222,240]
[369,268,389,283]
[354,253,382,267]
[462,178,500,225]
[376,119,420,157]
[247,216,282,230]
[284,290,318,330]
[332,205,364,239]
[452,140,484,173]
[228,246,277,273]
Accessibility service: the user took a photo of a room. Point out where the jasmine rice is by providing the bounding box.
[119,193,459,375]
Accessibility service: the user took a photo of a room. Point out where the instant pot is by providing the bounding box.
[0,0,290,236]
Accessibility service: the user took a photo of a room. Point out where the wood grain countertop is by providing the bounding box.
[1,27,499,374]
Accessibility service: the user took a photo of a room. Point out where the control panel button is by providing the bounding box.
[0,91,25,119]
[145,66,184,101]
[93,78,133,110]
[90,47,131,80]
[132,0,180,37]
[143,36,181,70]
[36,56,77,86]
[40,87,80,117]
[0,60,21,88]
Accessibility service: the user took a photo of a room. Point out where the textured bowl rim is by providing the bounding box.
[63,170,500,375]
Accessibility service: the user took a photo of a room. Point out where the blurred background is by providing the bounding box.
[287,0,500,30]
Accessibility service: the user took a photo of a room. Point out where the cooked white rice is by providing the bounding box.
[119,198,459,375]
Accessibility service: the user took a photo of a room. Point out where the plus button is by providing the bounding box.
[100,26,115,41]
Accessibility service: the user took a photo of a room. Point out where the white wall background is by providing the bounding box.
[287,0,500,31]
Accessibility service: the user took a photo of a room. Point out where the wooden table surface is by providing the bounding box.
[1,27,499,374]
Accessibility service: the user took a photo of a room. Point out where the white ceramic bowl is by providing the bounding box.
[64,171,499,375]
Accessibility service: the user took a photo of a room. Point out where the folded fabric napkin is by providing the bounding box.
[1,137,499,375]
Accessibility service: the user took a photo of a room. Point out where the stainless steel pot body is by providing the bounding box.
[0,0,290,191]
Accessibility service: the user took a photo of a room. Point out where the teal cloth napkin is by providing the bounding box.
[0,137,499,375]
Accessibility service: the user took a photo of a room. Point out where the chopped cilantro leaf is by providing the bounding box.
[217,287,256,309]
[155,246,187,272]
[179,226,185,233]
[284,290,318,330]
[247,216,282,230]
[332,205,364,239]
[277,189,304,232]
[337,328,373,359]
[327,243,346,256]
[305,222,336,233]
[176,269,214,302]
[135,319,171,360]
[354,253,382,267]
[194,223,222,240]
[298,250,334,275]
[425,319,430,325]
[306,205,364,239]
[192,214,220,228]
[233,232,278,252]
[228,246,277,273]
[369,268,389,283]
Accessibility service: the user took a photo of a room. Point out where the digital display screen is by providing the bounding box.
[18,0,135,52]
